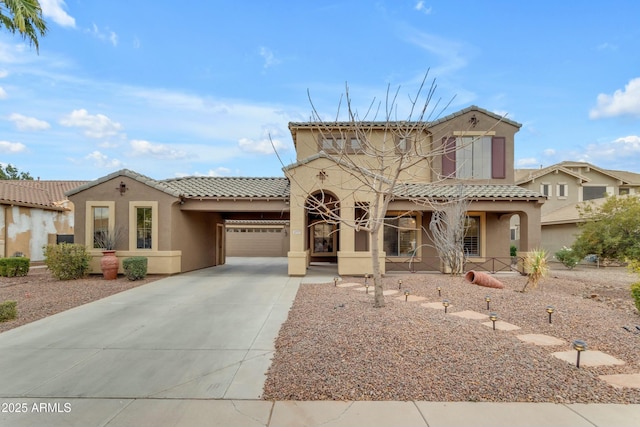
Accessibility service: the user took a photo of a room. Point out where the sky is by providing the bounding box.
[1,0,639,180]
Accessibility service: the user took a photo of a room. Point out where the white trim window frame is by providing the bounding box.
[556,183,568,199]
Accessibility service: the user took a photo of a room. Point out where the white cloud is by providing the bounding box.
[202,167,232,177]
[415,1,432,14]
[259,47,280,69]
[129,139,187,160]
[8,113,50,131]
[40,0,76,28]
[238,125,289,155]
[589,77,640,119]
[543,148,556,156]
[85,151,122,168]
[516,157,539,168]
[0,70,8,78]
[60,109,123,138]
[0,140,27,153]
[583,135,640,160]
[87,24,118,47]
[402,29,468,76]
[0,87,6,99]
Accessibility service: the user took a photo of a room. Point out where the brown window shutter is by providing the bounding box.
[441,137,456,177]
[491,136,506,179]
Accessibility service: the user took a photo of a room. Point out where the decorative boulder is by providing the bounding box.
[465,270,504,289]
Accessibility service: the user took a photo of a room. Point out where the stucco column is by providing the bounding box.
[339,202,355,252]
[288,197,308,276]
[519,208,542,250]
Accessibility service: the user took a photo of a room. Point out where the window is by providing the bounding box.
[540,183,551,197]
[442,136,506,179]
[319,134,362,154]
[583,186,607,201]
[395,137,412,154]
[557,183,568,198]
[619,188,630,196]
[383,217,417,257]
[136,207,152,249]
[92,206,110,249]
[464,215,481,257]
[129,201,158,251]
[354,203,369,252]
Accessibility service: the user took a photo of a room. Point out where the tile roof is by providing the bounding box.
[396,183,545,200]
[66,169,183,197]
[162,176,290,198]
[0,180,88,210]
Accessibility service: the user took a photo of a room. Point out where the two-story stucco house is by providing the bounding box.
[515,161,640,255]
[67,105,545,276]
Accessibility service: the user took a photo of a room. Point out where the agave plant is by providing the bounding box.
[521,249,549,292]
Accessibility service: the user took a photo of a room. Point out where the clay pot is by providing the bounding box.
[464,270,504,289]
[100,250,119,280]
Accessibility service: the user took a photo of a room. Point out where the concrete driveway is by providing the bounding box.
[0,257,327,401]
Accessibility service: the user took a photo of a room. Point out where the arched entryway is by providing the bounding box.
[306,191,340,263]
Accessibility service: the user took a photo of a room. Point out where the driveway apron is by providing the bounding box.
[0,257,307,400]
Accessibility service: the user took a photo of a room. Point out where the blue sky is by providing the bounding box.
[1,0,639,180]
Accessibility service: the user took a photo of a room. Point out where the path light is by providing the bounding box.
[443,299,450,313]
[546,305,554,324]
[489,313,498,330]
[334,277,339,287]
[404,289,410,302]
[398,279,403,289]
[485,295,491,310]
[437,286,441,297]
[364,274,369,286]
[573,340,587,368]
[365,281,370,294]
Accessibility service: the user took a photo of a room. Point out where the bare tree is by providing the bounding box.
[418,184,471,275]
[283,72,500,308]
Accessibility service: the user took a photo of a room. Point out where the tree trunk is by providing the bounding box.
[371,223,385,308]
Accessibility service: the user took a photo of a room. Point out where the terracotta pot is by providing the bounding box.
[464,270,504,289]
[100,250,119,280]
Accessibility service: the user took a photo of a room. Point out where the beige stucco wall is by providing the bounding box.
[0,204,74,261]
[542,223,581,257]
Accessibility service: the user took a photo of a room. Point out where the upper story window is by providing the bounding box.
[319,135,363,154]
[395,137,412,154]
[557,183,568,198]
[441,136,506,179]
[583,186,607,201]
[540,183,551,197]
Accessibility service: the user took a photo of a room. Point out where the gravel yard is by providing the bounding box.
[0,266,164,334]
[263,266,640,403]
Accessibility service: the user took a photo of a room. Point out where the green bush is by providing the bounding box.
[555,246,580,270]
[510,245,517,257]
[123,257,147,281]
[631,282,640,314]
[0,300,17,322]
[43,243,92,280]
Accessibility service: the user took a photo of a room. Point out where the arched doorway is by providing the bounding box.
[306,191,340,263]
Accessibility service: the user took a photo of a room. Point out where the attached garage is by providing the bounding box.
[226,220,290,257]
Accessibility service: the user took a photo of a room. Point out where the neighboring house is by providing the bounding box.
[0,180,88,261]
[67,105,545,276]
[515,161,640,255]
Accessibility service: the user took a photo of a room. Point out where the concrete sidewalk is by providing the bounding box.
[1,259,638,426]
[1,399,639,426]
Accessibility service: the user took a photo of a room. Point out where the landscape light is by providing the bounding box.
[443,299,450,313]
[437,286,441,297]
[334,277,339,287]
[485,295,491,310]
[365,281,370,294]
[398,279,403,289]
[404,289,410,302]
[489,313,498,330]
[546,306,554,324]
[364,274,369,286]
[573,340,587,368]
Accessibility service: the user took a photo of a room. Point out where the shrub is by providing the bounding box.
[631,282,640,314]
[0,300,17,322]
[510,245,517,257]
[123,257,147,281]
[43,243,92,280]
[555,247,580,270]
[522,249,549,292]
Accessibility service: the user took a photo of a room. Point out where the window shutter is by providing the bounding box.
[441,137,456,177]
[491,136,506,179]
